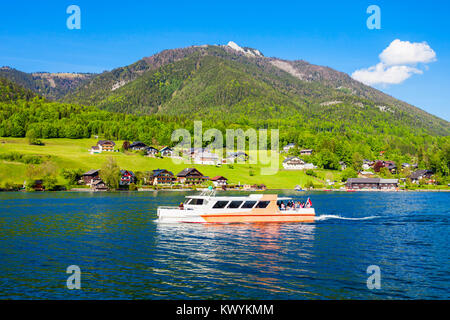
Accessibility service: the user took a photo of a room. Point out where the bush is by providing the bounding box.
[129,183,137,191]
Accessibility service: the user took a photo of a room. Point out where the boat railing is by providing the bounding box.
[158,206,194,210]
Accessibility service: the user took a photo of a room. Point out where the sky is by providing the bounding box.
[0,0,449,120]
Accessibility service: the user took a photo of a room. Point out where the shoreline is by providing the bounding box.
[1,188,449,193]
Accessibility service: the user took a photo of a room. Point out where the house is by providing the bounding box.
[283,157,305,170]
[226,151,249,163]
[410,169,434,184]
[188,147,210,157]
[120,170,136,186]
[91,178,108,191]
[145,146,159,156]
[129,141,147,151]
[159,146,173,157]
[373,160,397,173]
[300,149,313,156]
[358,171,375,178]
[282,143,296,153]
[97,140,115,152]
[384,161,397,173]
[81,169,100,185]
[31,180,44,191]
[89,145,101,154]
[176,168,207,185]
[282,157,316,170]
[346,178,399,190]
[362,160,374,170]
[211,176,228,187]
[339,161,347,171]
[151,169,174,185]
[193,151,220,165]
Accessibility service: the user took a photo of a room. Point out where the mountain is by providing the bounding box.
[60,42,449,136]
[0,77,36,102]
[0,66,95,100]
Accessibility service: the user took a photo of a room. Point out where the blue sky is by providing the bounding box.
[0,0,449,120]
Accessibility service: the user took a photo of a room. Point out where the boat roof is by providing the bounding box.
[186,194,292,201]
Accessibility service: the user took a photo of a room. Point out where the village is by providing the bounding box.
[47,139,442,192]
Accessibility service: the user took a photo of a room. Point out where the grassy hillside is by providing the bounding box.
[0,138,332,189]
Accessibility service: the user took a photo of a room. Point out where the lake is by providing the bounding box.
[0,191,448,299]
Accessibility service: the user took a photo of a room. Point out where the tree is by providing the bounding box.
[351,152,363,171]
[100,157,121,189]
[122,141,130,151]
[26,128,43,145]
[61,168,83,185]
[341,168,358,182]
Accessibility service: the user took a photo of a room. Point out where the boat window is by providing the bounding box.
[213,201,229,209]
[227,201,243,208]
[241,201,257,209]
[255,201,270,208]
[189,198,204,205]
[185,199,192,205]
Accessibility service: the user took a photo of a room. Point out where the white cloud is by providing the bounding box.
[351,39,436,86]
[352,63,422,86]
[380,39,436,66]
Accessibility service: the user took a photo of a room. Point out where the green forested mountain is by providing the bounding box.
[61,43,449,136]
[0,66,95,100]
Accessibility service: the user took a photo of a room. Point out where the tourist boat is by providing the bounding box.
[157,190,315,223]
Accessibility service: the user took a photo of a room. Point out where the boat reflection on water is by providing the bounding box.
[153,222,317,295]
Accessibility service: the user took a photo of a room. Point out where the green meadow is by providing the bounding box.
[0,138,342,189]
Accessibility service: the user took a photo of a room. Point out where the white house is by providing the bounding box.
[283,157,317,170]
[160,146,173,157]
[211,176,228,187]
[193,151,220,165]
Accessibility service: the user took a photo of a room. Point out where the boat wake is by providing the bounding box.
[315,215,380,221]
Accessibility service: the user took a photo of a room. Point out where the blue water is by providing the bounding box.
[0,191,448,299]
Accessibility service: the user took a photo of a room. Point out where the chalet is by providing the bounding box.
[91,178,108,191]
[82,169,100,185]
[129,141,147,151]
[300,149,313,156]
[282,143,296,153]
[89,145,101,154]
[145,146,159,156]
[159,146,173,157]
[410,169,434,184]
[193,151,220,165]
[211,176,228,187]
[346,178,399,190]
[282,157,316,170]
[97,140,115,152]
[120,170,136,186]
[282,156,304,170]
[176,168,207,185]
[151,169,175,185]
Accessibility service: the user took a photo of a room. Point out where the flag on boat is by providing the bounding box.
[306,198,312,208]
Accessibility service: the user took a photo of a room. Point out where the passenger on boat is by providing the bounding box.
[179,202,184,210]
